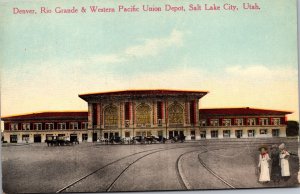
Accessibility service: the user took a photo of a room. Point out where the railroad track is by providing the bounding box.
[57,141,296,192]
[56,144,202,193]
[176,146,238,190]
[56,146,166,193]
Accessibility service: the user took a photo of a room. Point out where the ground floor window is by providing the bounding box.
[125,131,130,137]
[82,133,88,141]
[200,131,206,139]
[248,130,255,137]
[46,134,53,141]
[272,129,279,137]
[22,134,29,142]
[103,132,119,139]
[168,130,184,139]
[191,130,195,140]
[235,130,243,138]
[223,130,230,138]
[146,131,152,137]
[70,134,78,142]
[211,130,218,138]
[34,134,42,143]
[157,130,163,137]
[10,135,18,143]
[260,129,267,135]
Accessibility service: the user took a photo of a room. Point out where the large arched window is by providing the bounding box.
[104,105,118,127]
[168,102,184,125]
[136,103,151,126]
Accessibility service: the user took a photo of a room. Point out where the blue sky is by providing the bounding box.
[0,0,298,120]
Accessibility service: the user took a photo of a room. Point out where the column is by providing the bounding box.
[97,103,101,127]
[196,128,201,140]
[206,129,211,139]
[87,132,93,142]
[88,103,93,129]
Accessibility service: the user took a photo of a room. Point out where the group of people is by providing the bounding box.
[258,143,290,184]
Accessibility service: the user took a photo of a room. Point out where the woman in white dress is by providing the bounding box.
[279,143,290,181]
[258,147,271,183]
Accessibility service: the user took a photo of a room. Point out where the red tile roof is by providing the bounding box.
[79,89,208,100]
[199,107,292,116]
[1,111,88,121]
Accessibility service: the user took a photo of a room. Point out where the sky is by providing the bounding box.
[0,0,299,121]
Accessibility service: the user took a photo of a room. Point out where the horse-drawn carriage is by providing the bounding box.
[170,135,185,143]
[45,136,78,146]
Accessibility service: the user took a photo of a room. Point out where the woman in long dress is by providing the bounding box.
[279,143,290,181]
[258,147,271,183]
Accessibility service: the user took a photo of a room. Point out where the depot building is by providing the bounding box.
[1,89,292,143]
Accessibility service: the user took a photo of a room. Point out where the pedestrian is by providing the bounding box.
[270,144,281,183]
[279,143,290,181]
[258,146,271,183]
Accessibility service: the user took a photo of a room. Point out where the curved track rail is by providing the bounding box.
[56,147,165,193]
[176,146,237,190]
[56,144,202,193]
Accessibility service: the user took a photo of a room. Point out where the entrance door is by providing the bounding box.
[34,134,41,143]
[93,133,97,142]
[179,131,184,137]
[169,131,173,139]
[174,131,179,137]
[70,134,77,142]
[191,130,195,140]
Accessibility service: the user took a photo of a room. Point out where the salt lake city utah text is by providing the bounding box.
[12,2,261,14]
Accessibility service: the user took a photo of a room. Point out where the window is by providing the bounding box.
[157,101,163,120]
[136,103,151,126]
[125,131,130,137]
[125,102,131,120]
[168,102,183,125]
[82,134,88,141]
[58,123,66,130]
[223,130,230,138]
[248,130,255,137]
[104,105,118,127]
[22,123,30,130]
[92,103,98,126]
[272,129,279,137]
[200,131,206,139]
[81,122,88,129]
[273,118,280,125]
[260,118,268,126]
[190,101,195,124]
[10,123,18,130]
[210,119,219,126]
[200,119,206,127]
[45,123,54,130]
[34,123,42,130]
[260,129,267,135]
[70,122,78,130]
[222,119,231,126]
[146,131,152,137]
[235,130,243,138]
[22,134,29,142]
[235,119,243,126]
[211,130,218,138]
[10,135,18,143]
[247,118,256,126]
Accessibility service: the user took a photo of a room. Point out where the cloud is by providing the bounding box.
[225,65,297,82]
[88,29,184,64]
[124,29,183,58]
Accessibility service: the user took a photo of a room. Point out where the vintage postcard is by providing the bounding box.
[0,0,299,193]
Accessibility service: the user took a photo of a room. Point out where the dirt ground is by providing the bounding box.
[1,138,299,193]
